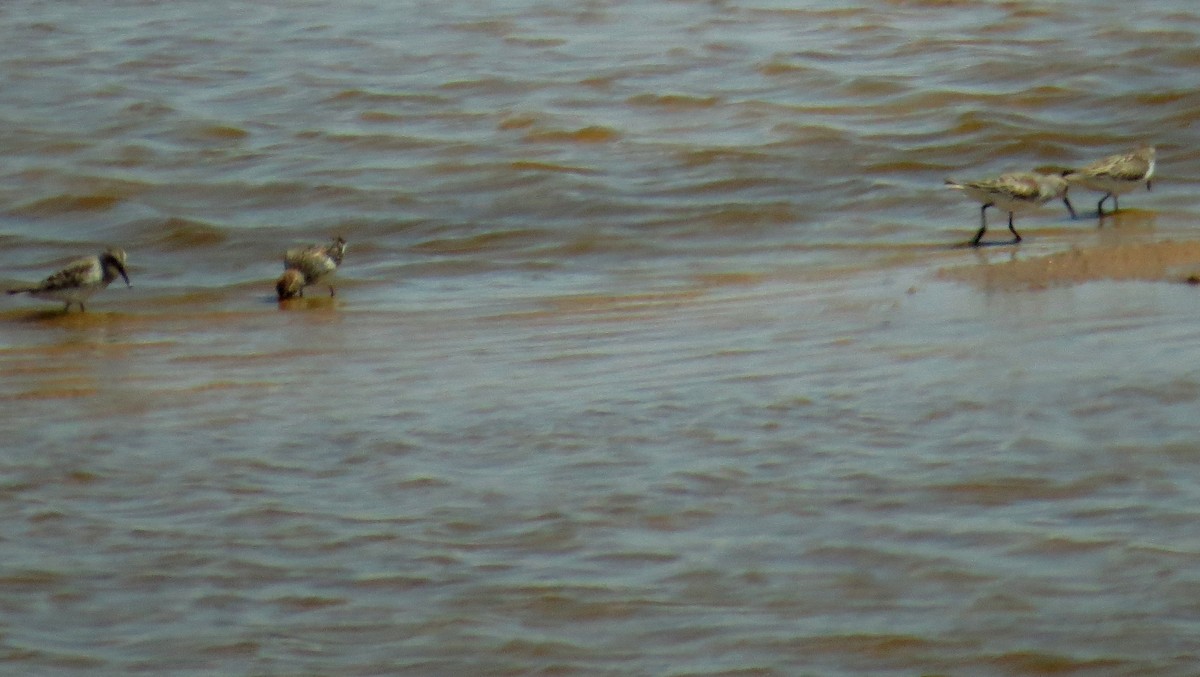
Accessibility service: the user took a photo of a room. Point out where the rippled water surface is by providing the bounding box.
[3,1,1200,674]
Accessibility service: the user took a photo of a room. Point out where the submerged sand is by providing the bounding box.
[937,239,1200,291]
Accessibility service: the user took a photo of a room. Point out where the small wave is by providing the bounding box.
[504,36,566,48]
[144,217,228,250]
[528,233,651,259]
[440,77,538,95]
[187,124,248,141]
[11,193,124,216]
[350,574,436,590]
[756,59,821,77]
[326,89,450,105]
[884,0,975,8]
[122,100,177,117]
[510,160,599,175]
[985,651,1128,674]
[6,386,99,401]
[678,147,774,167]
[928,476,1092,507]
[746,6,866,21]
[949,109,1021,136]
[521,125,620,144]
[498,114,538,131]
[0,568,68,583]
[841,76,909,98]
[861,159,953,174]
[1133,89,1200,107]
[270,595,345,611]
[358,110,404,123]
[789,632,957,660]
[300,130,444,151]
[579,74,616,88]
[411,229,545,255]
[445,19,515,37]
[200,641,260,658]
[707,203,798,227]
[627,93,722,108]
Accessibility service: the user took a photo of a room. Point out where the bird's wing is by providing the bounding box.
[36,257,99,291]
[284,246,317,269]
[1083,152,1149,181]
[981,174,1041,200]
[285,247,336,278]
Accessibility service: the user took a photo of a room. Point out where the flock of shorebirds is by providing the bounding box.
[946,145,1156,246]
[1,146,1157,313]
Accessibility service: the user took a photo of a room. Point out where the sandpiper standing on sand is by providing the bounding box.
[1063,145,1155,216]
[945,171,1073,246]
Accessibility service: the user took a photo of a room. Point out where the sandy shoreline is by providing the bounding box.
[937,238,1200,291]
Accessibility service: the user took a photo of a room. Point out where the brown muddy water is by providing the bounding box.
[2,1,1200,675]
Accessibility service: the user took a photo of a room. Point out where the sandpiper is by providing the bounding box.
[1064,145,1155,216]
[6,247,131,312]
[277,236,345,300]
[946,171,1072,246]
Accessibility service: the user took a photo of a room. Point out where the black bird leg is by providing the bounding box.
[972,203,992,246]
[1007,212,1022,243]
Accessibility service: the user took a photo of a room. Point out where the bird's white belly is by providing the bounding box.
[1076,175,1137,195]
[30,284,101,304]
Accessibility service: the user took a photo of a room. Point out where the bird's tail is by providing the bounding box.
[6,287,33,295]
[944,178,964,190]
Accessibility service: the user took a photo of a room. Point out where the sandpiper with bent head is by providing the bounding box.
[276,236,345,300]
[275,268,306,301]
[6,247,131,312]
[1064,145,1155,216]
[945,171,1073,246]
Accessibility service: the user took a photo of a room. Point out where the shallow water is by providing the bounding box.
[3,1,1200,675]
